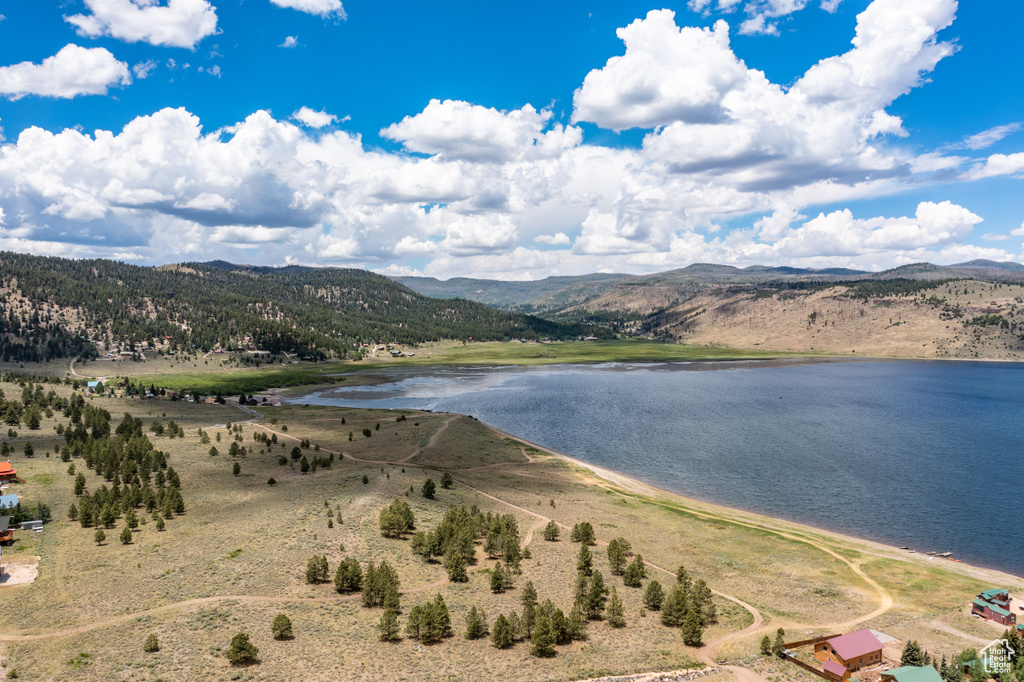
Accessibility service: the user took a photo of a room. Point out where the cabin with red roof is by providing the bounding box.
[0,462,17,483]
[815,629,884,672]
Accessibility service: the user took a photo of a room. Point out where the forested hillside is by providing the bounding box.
[0,253,594,363]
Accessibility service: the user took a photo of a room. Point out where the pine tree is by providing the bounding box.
[491,614,513,649]
[901,640,926,667]
[94,528,106,545]
[441,472,453,489]
[761,635,773,655]
[434,594,452,638]
[233,462,241,476]
[567,604,589,641]
[378,608,401,642]
[68,503,78,521]
[772,628,786,655]
[521,581,538,608]
[74,472,86,496]
[530,612,556,658]
[272,614,293,640]
[577,544,593,576]
[607,539,627,575]
[587,571,609,620]
[623,554,647,587]
[305,555,329,584]
[421,478,436,499]
[120,527,133,544]
[661,584,688,627]
[465,605,488,640]
[156,516,165,531]
[444,548,468,582]
[607,587,626,628]
[491,562,507,593]
[144,634,160,653]
[682,609,704,646]
[542,520,559,541]
[226,632,259,665]
[643,580,665,611]
[570,523,581,542]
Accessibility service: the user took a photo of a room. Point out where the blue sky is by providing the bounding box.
[0,0,1022,279]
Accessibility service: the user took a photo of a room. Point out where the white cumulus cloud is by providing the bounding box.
[269,0,346,19]
[65,0,219,49]
[292,107,337,128]
[0,45,131,100]
[382,99,582,163]
[279,36,299,48]
[534,232,571,246]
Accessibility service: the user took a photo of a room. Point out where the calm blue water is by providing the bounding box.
[299,359,1024,576]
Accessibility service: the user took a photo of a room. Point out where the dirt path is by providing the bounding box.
[927,620,990,646]
[397,414,459,463]
[69,355,81,377]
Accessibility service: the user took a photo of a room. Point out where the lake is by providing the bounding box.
[296,358,1024,577]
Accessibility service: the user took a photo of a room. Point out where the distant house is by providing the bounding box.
[882,666,943,682]
[973,598,1016,626]
[815,630,884,672]
[973,589,1017,626]
[246,398,259,406]
[0,462,17,483]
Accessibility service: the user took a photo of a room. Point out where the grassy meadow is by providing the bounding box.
[0,384,1018,681]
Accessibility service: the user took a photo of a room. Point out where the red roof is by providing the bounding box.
[825,661,849,677]
[829,630,883,661]
[0,462,15,475]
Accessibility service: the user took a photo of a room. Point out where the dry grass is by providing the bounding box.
[0,394,1018,680]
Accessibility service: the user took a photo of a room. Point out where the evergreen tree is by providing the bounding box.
[676,565,692,593]
[421,478,436,499]
[465,605,488,640]
[530,612,556,658]
[682,609,704,646]
[772,628,786,655]
[661,584,688,627]
[226,633,259,666]
[521,602,536,640]
[94,528,105,545]
[491,562,507,593]
[623,554,647,587]
[693,579,716,624]
[441,472,453,489]
[67,503,78,521]
[334,557,364,593]
[120,527,133,544]
[156,516,165,531]
[643,580,665,611]
[761,635,772,655]
[521,581,538,608]
[144,634,160,653]
[378,608,401,642]
[491,614,513,649]
[542,520,560,541]
[607,539,627,575]
[272,614,293,640]
[444,548,469,582]
[607,587,626,628]
[570,523,581,542]
[577,543,593,576]
[74,472,86,495]
[434,594,452,638]
[577,522,596,545]
[567,604,588,641]
[902,640,926,668]
[586,571,609,620]
[233,462,241,476]
[305,555,329,584]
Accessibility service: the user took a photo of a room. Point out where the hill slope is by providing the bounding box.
[0,253,595,363]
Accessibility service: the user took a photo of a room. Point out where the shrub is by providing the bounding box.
[226,632,259,666]
[143,634,159,652]
[272,614,293,640]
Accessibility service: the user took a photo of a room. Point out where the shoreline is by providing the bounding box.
[276,363,1024,587]
[469,419,1024,590]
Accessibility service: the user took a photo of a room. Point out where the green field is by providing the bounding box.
[129,340,797,396]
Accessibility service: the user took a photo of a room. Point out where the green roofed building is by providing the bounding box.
[973,591,1017,626]
[881,666,944,682]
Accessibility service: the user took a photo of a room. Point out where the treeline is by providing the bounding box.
[0,252,599,361]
